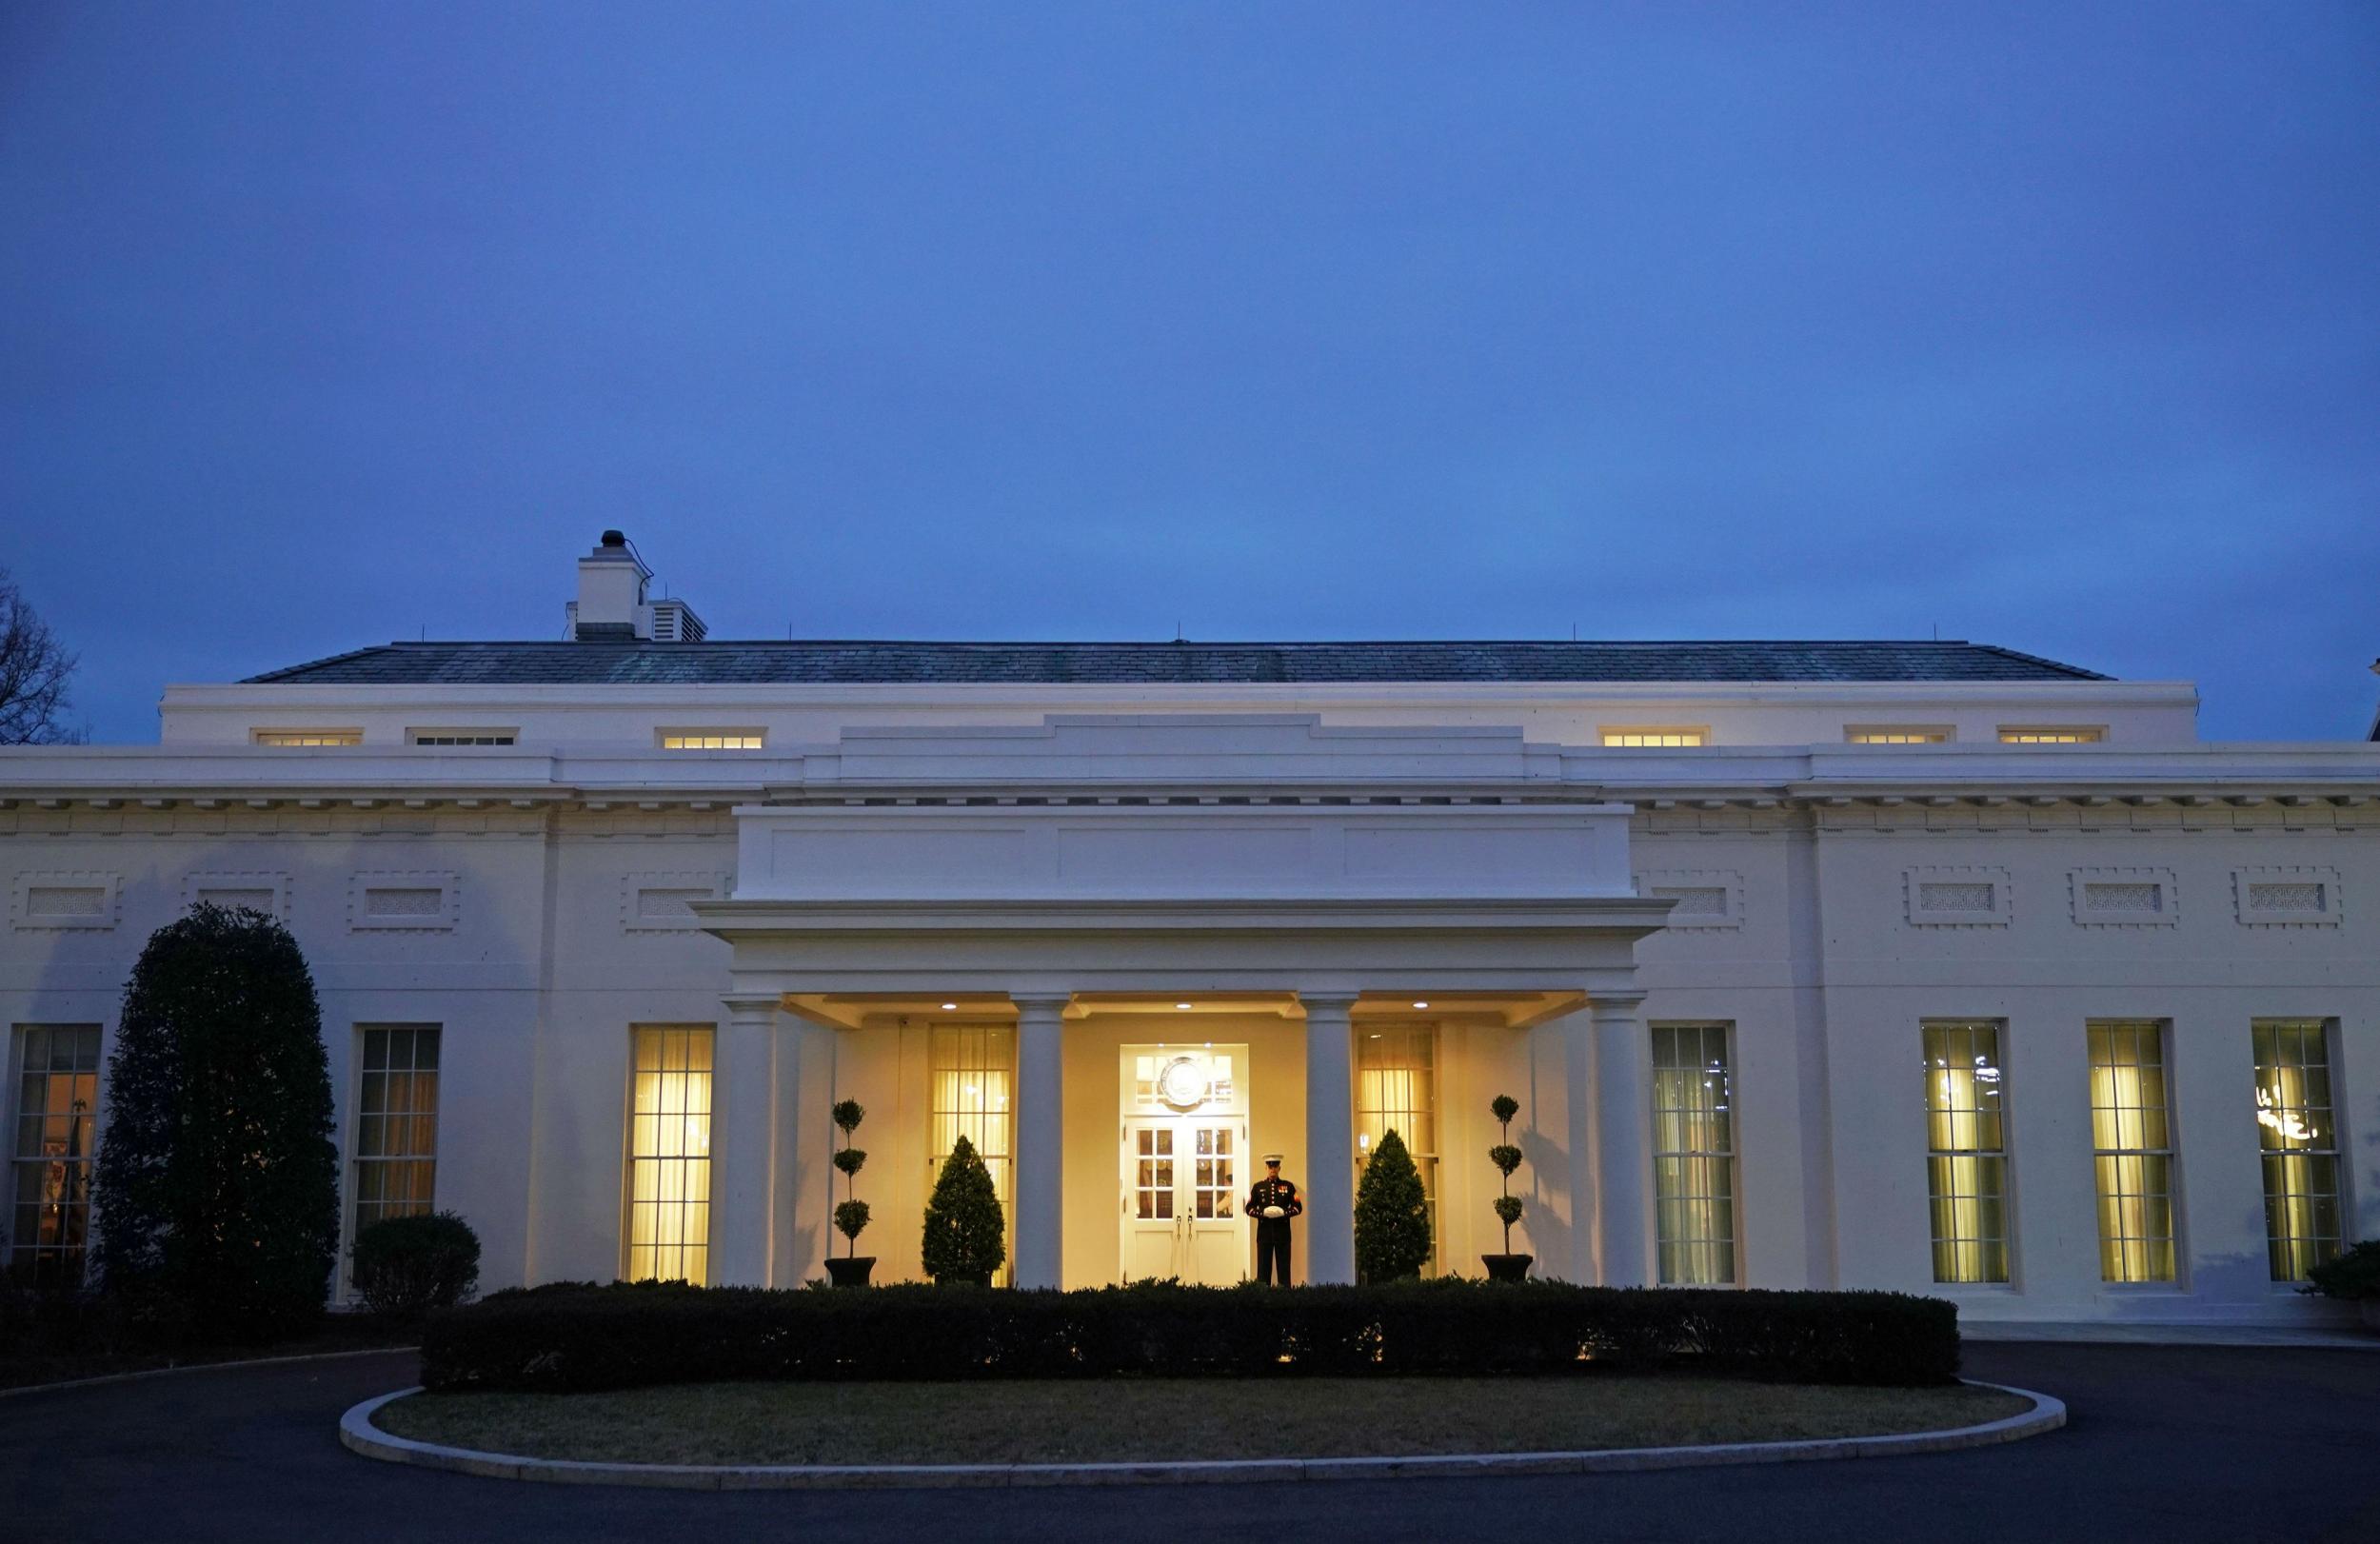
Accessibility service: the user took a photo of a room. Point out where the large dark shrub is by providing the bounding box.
[420,1278,1960,1393]
[1354,1128,1432,1282]
[90,904,340,1339]
[351,1212,482,1317]
[921,1135,1004,1284]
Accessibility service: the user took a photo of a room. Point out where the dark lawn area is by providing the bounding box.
[374,1373,2030,1465]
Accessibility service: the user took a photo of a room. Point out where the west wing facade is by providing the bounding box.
[4,537,2374,1325]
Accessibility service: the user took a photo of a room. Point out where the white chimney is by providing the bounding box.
[564,531,704,642]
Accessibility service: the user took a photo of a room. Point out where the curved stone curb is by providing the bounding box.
[0,1345,418,1402]
[341,1380,2065,1490]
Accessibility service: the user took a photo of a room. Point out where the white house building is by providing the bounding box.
[4,530,2376,1326]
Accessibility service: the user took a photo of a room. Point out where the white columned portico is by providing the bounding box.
[716,994,784,1287]
[1593,991,1653,1287]
[1012,993,1071,1290]
[1300,992,1359,1285]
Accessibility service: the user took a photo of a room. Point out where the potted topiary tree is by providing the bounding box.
[1353,1127,1433,1282]
[1481,1093,1532,1281]
[922,1133,1005,1286]
[825,1099,873,1287]
[2304,1238,2380,1331]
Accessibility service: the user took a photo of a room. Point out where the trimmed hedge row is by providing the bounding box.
[421,1279,1958,1393]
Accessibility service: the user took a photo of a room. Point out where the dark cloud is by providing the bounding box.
[3,3,2374,740]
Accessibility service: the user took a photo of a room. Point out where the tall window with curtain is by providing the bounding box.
[1356,1026,1438,1250]
[2253,1019,2340,1281]
[625,1025,713,1284]
[352,1026,441,1267]
[1650,1023,1736,1285]
[10,1025,102,1288]
[1923,1020,2010,1284]
[928,1022,1015,1282]
[2087,1021,2175,1283]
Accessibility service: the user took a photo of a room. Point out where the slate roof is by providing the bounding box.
[243,640,2108,686]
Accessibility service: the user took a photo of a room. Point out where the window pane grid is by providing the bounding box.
[2088,1020,2175,1283]
[625,1026,713,1284]
[352,1027,440,1277]
[1357,1027,1438,1250]
[1600,730,1706,747]
[929,1023,1015,1284]
[1924,1021,2010,1283]
[2253,1019,2341,1281]
[10,1025,102,1288]
[1651,1023,1736,1285]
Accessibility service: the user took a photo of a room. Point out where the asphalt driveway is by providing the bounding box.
[3,1341,2375,1543]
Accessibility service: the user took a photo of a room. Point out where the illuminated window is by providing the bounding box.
[1924,1021,2010,1284]
[2088,1021,2175,1283]
[10,1026,101,1289]
[625,1026,713,1284]
[1600,728,1708,748]
[2253,1019,2340,1282]
[1357,1026,1438,1249]
[1997,727,2103,744]
[1847,728,1950,744]
[1651,1024,1736,1285]
[928,1023,1014,1283]
[352,1027,439,1267]
[408,730,516,746]
[659,730,764,751]
[253,729,362,747]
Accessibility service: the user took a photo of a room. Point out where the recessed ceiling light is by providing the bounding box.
[941,1002,957,1011]
[1413,1000,1430,1009]
[1175,1001,1193,1010]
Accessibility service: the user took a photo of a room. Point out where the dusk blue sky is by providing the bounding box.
[3,4,2374,742]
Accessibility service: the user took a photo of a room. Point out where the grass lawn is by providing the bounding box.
[376,1376,2032,1466]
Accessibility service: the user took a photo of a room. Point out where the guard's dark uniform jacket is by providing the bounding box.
[1248,1175,1302,1286]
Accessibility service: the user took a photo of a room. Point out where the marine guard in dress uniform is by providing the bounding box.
[1248,1154,1302,1285]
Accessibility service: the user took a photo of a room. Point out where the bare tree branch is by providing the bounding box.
[0,565,82,744]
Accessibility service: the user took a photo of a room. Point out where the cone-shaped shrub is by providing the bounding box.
[91,904,340,1337]
[921,1134,1005,1283]
[1353,1128,1432,1282]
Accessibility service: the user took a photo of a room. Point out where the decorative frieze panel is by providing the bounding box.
[347,872,460,932]
[10,872,121,931]
[184,870,292,922]
[1903,865,2013,927]
[2232,866,2343,928]
[2069,866,2178,928]
[622,872,732,933]
[1636,869,1744,930]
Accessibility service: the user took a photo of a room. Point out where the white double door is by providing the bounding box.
[1121,1116,1248,1284]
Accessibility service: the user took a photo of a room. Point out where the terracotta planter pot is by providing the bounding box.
[823,1256,875,1288]
[1480,1253,1534,1283]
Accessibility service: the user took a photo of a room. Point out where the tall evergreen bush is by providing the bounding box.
[91,904,340,1337]
[921,1134,1005,1284]
[1353,1128,1432,1282]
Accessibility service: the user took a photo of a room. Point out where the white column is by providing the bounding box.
[1561,1009,1597,1285]
[1011,993,1071,1291]
[1594,992,1653,1287]
[716,994,783,1287]
[1301,992,1359,1285]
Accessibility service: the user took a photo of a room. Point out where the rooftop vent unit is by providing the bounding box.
[564,530,705,643]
